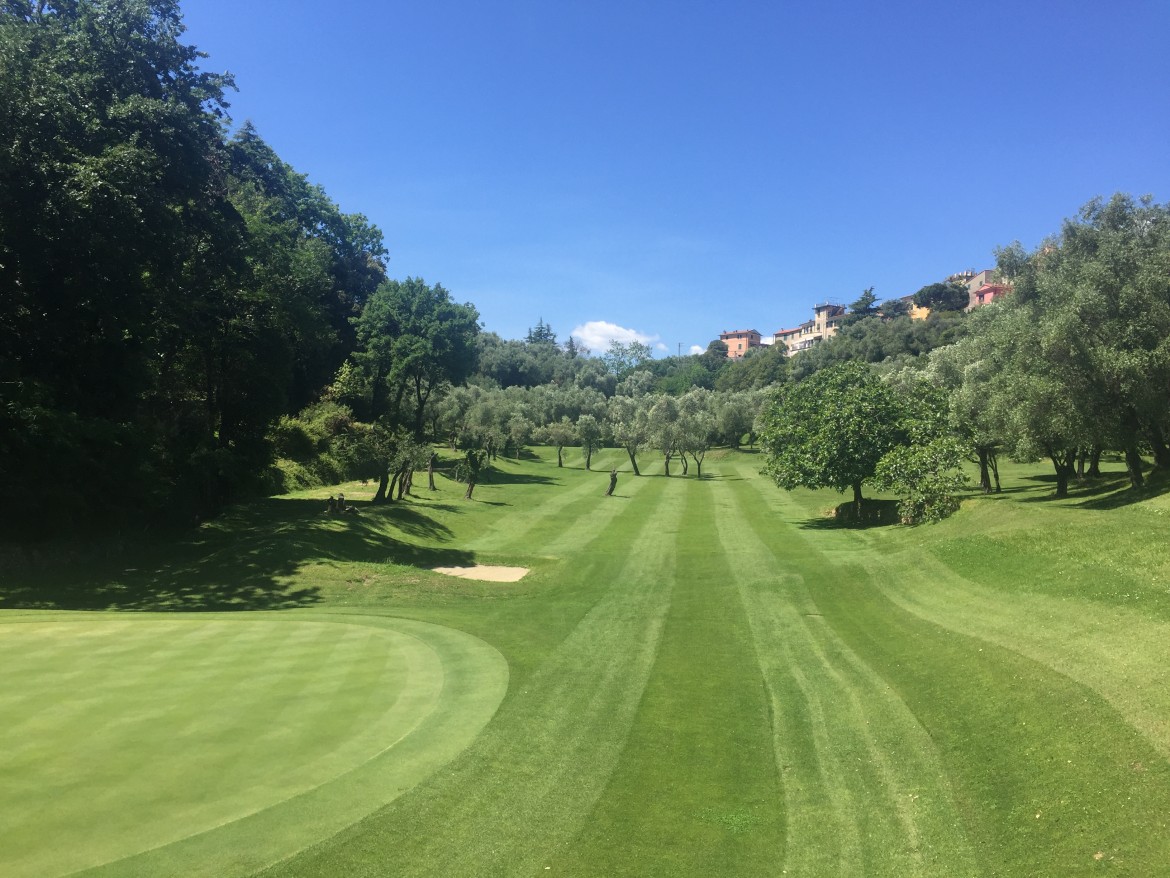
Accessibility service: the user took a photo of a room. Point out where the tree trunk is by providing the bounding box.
[679,454,689,475]
[1087,445,1102,477]
[605,469,617,496]
[1150,424,1170,469]
[428,453,437,490]
[373,469,390,504]
[690,451,704,478]
[1077,448,1086,479]
[464,477,476,500]
[1049,448,1077,497]
[388,471,400,502]
[1121,408,1145,489]
[557,445,563,467]
[663,452,671,477]
[1124,442,1145,489]
[626,447,640,476]
[852,481,863,515]
[585,446,593,470]
[990,452,1001,493]
[977,447,992,493]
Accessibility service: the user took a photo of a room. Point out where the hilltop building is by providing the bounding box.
[722,267,1011,360]
[719,328,763,358]
[963,269,1010,309]
[772,303,845,356]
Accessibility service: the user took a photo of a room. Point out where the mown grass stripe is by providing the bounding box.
[709,461,981,877]
[557,474,787,876]
[466,457,646,556]
[262,476,681,878]
[863,548,1170,758]
[730,463,1170,876]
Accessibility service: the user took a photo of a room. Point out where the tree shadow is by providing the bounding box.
[1016,469,1136,504]
[1076,469,1170,510]
[0,497,473,613]
[798,499,900,530]
[480,468,559,486]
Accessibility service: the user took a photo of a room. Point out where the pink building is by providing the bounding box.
[719,328,763,358]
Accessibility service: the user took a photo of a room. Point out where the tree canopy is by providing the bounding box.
[759,362,905,507]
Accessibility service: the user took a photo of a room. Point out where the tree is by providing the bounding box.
[607,395,649,475]
[602,340,653,376]
[759,362,905,509]
[881,298,911,319]
[455,449,489,500]
[874,438,969,524]
[716,343,788,392]
[352,277,479,434]
[841,287,880,326]
[713,391,757,447]
[679,388,717,477]
[537,417,577,467]
[963,195,1170,495]
[525,318,558,346]
[350,277,479,500]
[0,0,247,530]
[913,281,969,313]
[576,414,604,470]
[647,395,682,475]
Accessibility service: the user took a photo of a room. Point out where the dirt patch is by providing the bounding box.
[432,565,529,583]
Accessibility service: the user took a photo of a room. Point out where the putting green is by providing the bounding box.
[0,614,507,878]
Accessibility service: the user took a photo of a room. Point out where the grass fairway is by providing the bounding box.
[3,449,1170,876]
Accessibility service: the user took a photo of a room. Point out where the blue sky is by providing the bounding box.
[182,0,1170,356]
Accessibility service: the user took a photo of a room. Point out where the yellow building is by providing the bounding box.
[772,303,845,356]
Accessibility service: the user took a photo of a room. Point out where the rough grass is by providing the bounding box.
[2,448,1169,876]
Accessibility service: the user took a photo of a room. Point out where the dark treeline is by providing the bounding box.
[1,1,387,535]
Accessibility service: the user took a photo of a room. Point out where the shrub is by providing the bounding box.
[874,438,969,524]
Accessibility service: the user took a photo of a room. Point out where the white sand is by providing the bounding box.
[432,565,529,582]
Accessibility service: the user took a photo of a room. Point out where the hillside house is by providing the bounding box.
[773,303,845,356]
[719,328,763,358]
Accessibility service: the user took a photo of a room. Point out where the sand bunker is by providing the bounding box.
[433,565,529,582]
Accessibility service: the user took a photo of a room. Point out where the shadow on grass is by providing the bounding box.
[799,499,901,530]
[480,468,559,487]
[1015,468,1150,505]
[0,497,473,613]
[1076,468,1170,510]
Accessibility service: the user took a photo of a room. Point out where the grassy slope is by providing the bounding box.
[3,448,1170,876]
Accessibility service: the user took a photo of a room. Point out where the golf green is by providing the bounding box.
[0,614,507,878]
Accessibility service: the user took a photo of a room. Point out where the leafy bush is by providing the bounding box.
[873,438,969,524]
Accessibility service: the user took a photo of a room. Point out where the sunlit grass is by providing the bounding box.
[3,449,1169,876]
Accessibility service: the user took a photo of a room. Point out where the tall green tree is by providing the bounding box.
[0,0,243,528]
[913,281,969,313]
[350,278,479,499]
[971,195,1170,493]
[759,362,905,509]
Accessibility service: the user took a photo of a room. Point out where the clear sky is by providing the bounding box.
[181,0,1170,356]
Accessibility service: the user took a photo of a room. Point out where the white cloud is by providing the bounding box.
[654,342,668,353]
[688,344,704,355]
[570,320,660,354]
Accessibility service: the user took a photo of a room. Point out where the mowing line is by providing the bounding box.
[467,459,650,557]
[35,616,506,878]
[262,476,681,877]
[711,457,981,877]
[864,549,1170,758]
[557,474,787,875]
